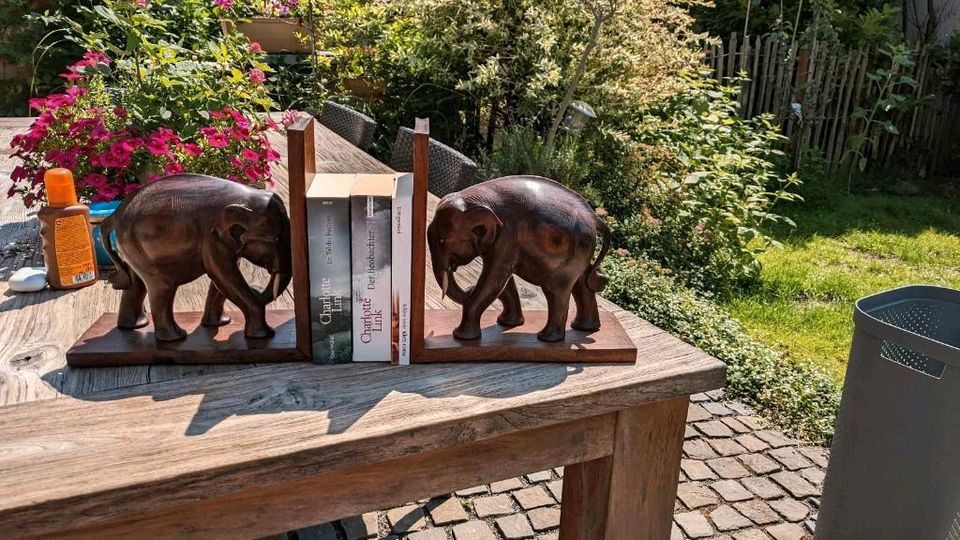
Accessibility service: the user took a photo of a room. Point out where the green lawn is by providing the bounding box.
[723,192,960,383]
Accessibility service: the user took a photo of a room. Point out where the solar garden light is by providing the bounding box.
[563,100,597,136]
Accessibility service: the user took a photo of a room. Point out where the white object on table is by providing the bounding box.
[9,267,47,292]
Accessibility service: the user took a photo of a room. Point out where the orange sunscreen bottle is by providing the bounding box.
[38,168,99,289]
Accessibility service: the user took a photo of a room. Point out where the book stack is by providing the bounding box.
[306,173,414,365]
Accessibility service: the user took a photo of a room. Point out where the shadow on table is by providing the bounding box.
[44,360,579,437]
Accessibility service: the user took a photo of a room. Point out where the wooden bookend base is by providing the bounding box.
[66,310,301,367]
[415,309,637,363]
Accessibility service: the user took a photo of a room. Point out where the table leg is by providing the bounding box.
[559,397,688,540]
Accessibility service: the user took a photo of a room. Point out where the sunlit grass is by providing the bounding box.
[723,192,960,384]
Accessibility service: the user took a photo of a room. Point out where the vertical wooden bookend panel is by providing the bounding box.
[410,118,430,361]
[287,114,317,360]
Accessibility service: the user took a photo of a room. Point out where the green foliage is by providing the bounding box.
[694,0,903,49]
[50,0,275,139]
[579,75,802,293]
[845,43,918,191]
[602,252,841,443]
[477,125,589,188]
[304,0,704,157]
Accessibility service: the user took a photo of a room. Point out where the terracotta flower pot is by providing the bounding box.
[221,17,309,53]
[343,76,387,101]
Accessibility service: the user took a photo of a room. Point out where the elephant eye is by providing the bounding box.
[439,238,445,245]
[274,235,280,242]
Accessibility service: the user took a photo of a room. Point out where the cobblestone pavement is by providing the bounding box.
[288,390,826,540]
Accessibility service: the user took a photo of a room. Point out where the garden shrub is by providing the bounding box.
[577,75,802,294]
[601,251,840,444]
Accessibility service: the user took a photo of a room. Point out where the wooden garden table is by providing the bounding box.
[0,119,725,539]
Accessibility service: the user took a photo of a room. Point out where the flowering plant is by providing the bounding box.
[213,0,305,17]
[9,52,288,208]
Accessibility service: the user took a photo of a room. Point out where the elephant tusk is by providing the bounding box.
[441,271,449,300]
[272,273,281,302]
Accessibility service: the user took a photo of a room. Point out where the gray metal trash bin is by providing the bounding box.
[818,285,960,539]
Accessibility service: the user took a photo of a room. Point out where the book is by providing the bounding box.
[351,175,394,362]
[306,174,355,364]
[391,173,414,365]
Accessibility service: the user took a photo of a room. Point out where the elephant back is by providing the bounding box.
[115,174,261,224]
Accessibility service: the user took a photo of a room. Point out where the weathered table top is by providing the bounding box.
[0,118,725,534]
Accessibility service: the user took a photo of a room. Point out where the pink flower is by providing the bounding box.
[250,41,263,54]
[123,183,140,195]
[135,0,148,6]
[248,68,266,85]
[243,166,262,182]
[229,156,245,169]
[241,148,259,162]
[83,172,108,190]
[146,137,170,157]
[11,166,28,181]
[180,142,203,157]
[165,162,185,176]
[281,109,299,127]
[212,0,233,8]
[113,107,128,118]
[263,148,281,162]
[207,131,230,148]
[90,123,111,141]
[231,126,251,140]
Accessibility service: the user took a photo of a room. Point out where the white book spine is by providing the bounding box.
[351,193,392,362]
[392,173,414,365]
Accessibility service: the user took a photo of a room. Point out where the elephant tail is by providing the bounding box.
[99,216,131,289]
[585,217,610,292]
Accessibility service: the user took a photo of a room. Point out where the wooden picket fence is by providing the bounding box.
[705,33,960,174]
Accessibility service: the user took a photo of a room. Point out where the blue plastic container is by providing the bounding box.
[89,200,121,268]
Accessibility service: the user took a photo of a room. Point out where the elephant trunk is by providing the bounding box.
[432,258,470,304]
[260,270,292,304]
[259,227,292,303]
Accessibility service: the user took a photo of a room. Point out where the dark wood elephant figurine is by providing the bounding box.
[427,175,610,342]
[100,174,292,342]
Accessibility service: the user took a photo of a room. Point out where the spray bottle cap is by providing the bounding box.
[44,168,79,207]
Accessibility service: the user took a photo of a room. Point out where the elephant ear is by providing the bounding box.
[215,203,254,250]
[466,203,503,252]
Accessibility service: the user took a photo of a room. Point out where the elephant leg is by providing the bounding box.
[117,271,149,330]
[571,276,601,332]
[148,281,186,342]
[201,282,232,327]
[206,252,273,339]
[496,276,524,327]
[455,261,515,340]
[539,281,575,342]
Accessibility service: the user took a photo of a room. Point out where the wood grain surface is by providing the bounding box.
[66,310,300,366]
[420,309,636,363]
[0,119,726,537]
[34,414,618,539]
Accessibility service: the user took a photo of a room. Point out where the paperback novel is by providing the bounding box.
[350,175,393,362]
[391,173,414,365]
[306,174,355,364]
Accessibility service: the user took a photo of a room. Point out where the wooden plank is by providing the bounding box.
[286,114,315,360]
[411,118,429,362]
[760,36,776,114]
[716,40,725,81]
[0,349,723,533]
[559,397,688,539]
[418,309,636,363]
[29,414,618,539]
[65,311,300,366]
[746,34,763,117]
[726,32,738,83]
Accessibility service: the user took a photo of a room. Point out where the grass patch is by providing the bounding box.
[602,254,839,443]
[723,192,960,383]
